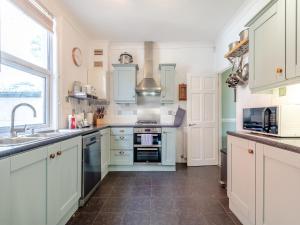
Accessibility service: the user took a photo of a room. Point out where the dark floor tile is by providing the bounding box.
[218,197,230,212]
[204,213,236,225]
[132,186,151,197]
[177,211,208,225]
[127,197,151,212]
[122,212,150,225]
[110,186,133,198]
[93,184,113,197]
[134,177,152,186]
[67,211,97,225]
[150,197,176,212]
[199,198,226,215]
[227,212,243,225]
[80,197,107,213]
[174,196,202,211]
[150,211,180,225]
[93,212,124,225]
[101,197,129,212]
[151,185,175,197]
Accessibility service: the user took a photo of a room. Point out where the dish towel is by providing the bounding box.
[141,134,153,146]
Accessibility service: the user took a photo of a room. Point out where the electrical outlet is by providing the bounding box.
[279,87,286,97]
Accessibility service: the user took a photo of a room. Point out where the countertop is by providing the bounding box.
[0,123,179,160]
[227,131,300,155]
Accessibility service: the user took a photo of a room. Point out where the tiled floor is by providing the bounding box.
[67,164,242,225]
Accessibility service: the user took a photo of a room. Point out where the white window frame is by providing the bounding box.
[0,32,53,132]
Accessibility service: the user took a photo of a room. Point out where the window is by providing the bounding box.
[0,0,53,129]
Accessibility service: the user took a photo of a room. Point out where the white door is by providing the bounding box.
[187,74,218,166]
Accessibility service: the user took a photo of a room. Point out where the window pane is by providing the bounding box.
[0,65,46,128]
[1,0,49,69]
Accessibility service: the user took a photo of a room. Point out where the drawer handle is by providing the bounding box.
[57,151,62,156]
[120,136,125,140]
[120,130,125,133]
[248,149,254,154]
[49,153,56,159]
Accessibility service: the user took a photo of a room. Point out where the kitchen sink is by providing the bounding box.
[0,136,45,147]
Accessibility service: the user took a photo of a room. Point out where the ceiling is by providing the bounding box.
[60,0,246,42]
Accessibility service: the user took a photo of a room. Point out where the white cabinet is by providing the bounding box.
[162,128,176,166]
[47,136,82,225]
[256,143,300,225]
[101,128,110,179]
[227,135,256,225]
[159,64,176,104]
[113,64,138,104]
[10,147,48,225]
[0,157,10,225]
[248,0,286,91]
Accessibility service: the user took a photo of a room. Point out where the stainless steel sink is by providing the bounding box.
[0,136,44,147]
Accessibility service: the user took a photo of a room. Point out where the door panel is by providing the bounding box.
[0,158,10,225]
[187,74,218,166]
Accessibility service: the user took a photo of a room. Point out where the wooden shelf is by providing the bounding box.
[66,95,109,105]
[225,39,249,59]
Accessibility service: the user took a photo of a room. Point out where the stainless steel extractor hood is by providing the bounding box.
[136,42,161,95]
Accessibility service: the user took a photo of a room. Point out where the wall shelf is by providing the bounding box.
[66,95,109,106]
[225,39,249,59]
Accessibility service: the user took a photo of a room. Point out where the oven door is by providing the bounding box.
[134,147,161,163]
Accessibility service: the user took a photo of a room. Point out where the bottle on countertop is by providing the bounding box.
[69,109,77,129]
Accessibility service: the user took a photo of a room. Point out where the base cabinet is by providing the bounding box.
[101,128,110,179]
[256,144,300,225]
[0,158,10,225]
[162,128,176,166]
[10,147,48,225]
[227,136,256,225]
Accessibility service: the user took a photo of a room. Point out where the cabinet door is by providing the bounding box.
[249,0,285,90]
[256,144,300,225]
[113,69,136,103]
[47,137,81,225]
[0,157,10,225]
[110,150,133,165]
[227,136,255,225]
[101,128,110,179]
[10,147,48,225]
[162,128,176,166]
[161,67,175,103]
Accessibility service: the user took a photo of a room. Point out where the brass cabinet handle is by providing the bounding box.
[57,151,62,156]
[49,153,56,159]
[248,149,254,154]
[276,67,283,75]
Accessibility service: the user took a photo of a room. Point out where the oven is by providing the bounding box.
[134,127,162,163]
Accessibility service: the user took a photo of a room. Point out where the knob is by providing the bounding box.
[248,149,254,154]
[49,153,56,159]
[276,67,283,74]
[57,151,62,156]
[189,123,196,127]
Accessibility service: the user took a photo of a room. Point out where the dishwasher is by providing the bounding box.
[80,131,101,206]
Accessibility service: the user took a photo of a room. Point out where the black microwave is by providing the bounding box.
[243,107,278,135]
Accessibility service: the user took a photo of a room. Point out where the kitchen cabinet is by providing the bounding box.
[0,157,10,225]
[110,127,133,166]
[47,136,82,225]
[101,128,110,179]
[112,64,138,104]
[227,135,256,225]
[162,128,176,166]
[255,143,300,225]
[10,146,48,225]
[159,64,176,103]
[248,0,286,92]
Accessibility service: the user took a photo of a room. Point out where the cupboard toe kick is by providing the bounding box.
[228,135,300,225]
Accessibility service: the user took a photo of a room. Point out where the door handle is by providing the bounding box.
[188,123,196,127]
[248,149,254,154]
[49,153,56,159]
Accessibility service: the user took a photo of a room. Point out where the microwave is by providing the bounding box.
[243,105,300,137]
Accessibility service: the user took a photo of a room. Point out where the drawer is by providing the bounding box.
[111,127,133,135]
[111,135,133,150]
[110,150,133,166]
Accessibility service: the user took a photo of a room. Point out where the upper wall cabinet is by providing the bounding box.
[248,0,286,92]
[248,0,300,92]
[112,64,138,104]
[159,64,176,104]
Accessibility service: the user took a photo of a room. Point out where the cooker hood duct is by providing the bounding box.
[136,42,161,95]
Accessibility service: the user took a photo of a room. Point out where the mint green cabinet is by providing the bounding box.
[47,136,82,225]
[0,158,10,225]
[162,128,176,165]
[10,146,48,225]
[113,64,138,104]
[101,128,110,179]
[160,64,176,103]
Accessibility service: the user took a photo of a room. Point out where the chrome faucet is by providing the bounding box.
[11,103,37,137]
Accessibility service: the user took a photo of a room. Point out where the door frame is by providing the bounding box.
[186,73,220,166]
